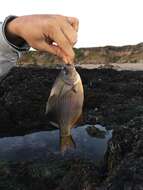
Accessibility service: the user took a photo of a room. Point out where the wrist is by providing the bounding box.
[5,16,27,47]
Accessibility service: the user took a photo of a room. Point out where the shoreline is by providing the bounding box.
[76,62,143,71]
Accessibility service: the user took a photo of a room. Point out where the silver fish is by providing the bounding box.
[45,64,84,152]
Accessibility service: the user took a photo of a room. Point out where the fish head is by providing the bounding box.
[61,64,80,86]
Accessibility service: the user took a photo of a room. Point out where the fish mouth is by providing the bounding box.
[61,64,80,85]
[62,64,76,75]
[64,63,75,70]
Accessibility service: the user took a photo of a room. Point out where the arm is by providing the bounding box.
[6,15,78,63]
[0,16,29,79]
[0,14,79,79]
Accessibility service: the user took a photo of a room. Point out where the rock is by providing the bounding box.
[0,159,102,190]
[86,125,106,139]
[103,126,143,190]
[104,126,135,171]
[0,66,143,189]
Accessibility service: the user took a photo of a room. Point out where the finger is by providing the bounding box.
[66,17,79,32]
[48,26,75,60]
[61,21,77,45]
[32,41,74,64]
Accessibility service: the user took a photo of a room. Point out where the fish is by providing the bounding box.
[45,64,84,153]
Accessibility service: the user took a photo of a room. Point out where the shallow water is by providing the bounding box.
[0,124,112,162]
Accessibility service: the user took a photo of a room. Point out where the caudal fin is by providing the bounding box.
[60,135,76,153]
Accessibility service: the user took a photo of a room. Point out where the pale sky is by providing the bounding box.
[0,0,143,47]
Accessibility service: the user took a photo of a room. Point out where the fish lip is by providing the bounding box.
[62,64,76,75]
[61,65,81,86]
[61,72,80,86]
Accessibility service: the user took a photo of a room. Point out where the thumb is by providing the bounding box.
[35,41,74,64]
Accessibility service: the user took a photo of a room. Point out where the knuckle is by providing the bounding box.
[72,17,78,23]
[60,37,69,47]
[71,32,77,44]
[67,32,77,45]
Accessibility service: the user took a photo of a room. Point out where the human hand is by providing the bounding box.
[6,14,79,63]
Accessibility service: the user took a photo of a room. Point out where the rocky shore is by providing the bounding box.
[0,66,142,190]
[18,43,143,66]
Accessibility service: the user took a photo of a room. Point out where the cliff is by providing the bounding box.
[18,43,143,66]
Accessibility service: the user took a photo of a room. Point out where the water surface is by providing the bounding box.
[0,124,112,162]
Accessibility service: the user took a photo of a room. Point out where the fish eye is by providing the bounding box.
[63,70,68,75]
[63,69,69,75]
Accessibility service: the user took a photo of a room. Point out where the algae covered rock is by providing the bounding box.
[0,159,102,190]
[103,126,143,190]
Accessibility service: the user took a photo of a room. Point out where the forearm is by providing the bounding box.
[0,16,29,79]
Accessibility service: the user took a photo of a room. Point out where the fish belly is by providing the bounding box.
[47,84,83,136]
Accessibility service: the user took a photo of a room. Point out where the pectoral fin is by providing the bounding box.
[72,84,78,93]
[49,77,64,97]
[45,94,56,114]
[45,77,64,114]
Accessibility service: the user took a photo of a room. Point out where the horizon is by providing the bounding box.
[74,42,143,49]
[0,0,143,48]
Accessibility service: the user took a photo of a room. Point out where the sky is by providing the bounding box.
[0,0,143,47]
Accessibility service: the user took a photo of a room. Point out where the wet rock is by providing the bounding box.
[103,126,143,190]
[0,67,143,133]
[104,126,135,171]
[0,66,143,189]
[86,125,106,139]
[0,101,15,133]
[0,67,58,135]
[102,154,143,190]
[0,159,102,190]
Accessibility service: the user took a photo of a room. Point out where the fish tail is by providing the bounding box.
[60,135,76,153]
